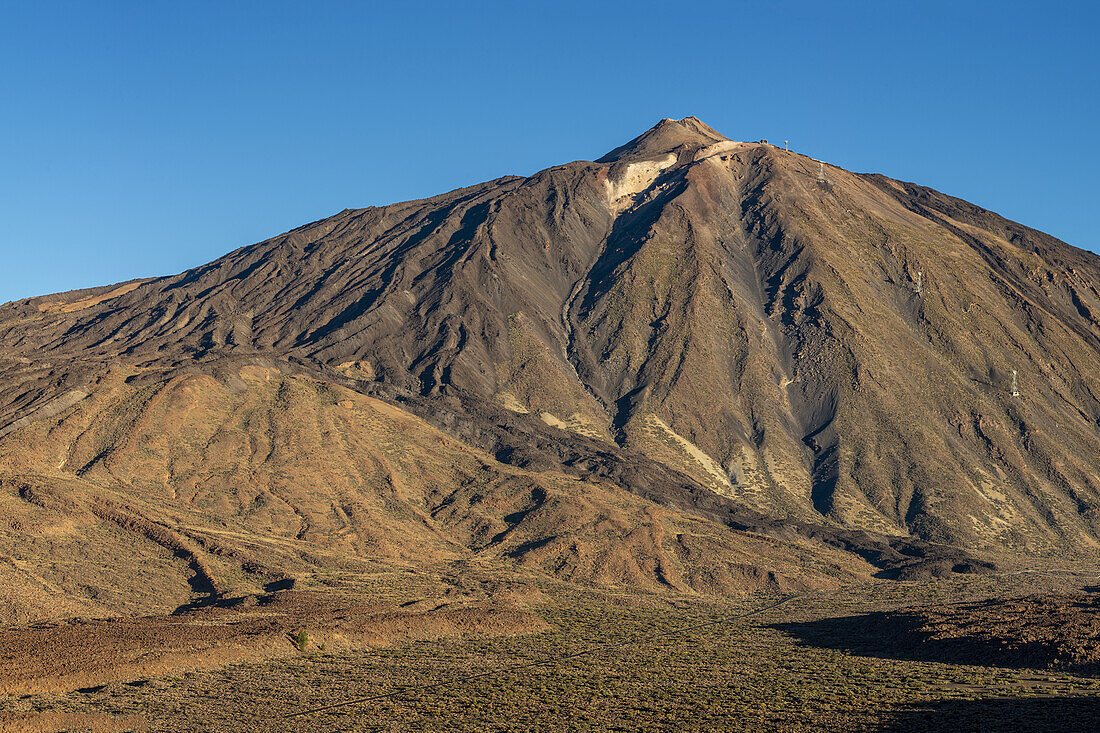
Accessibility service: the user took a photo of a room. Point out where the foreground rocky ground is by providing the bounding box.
[2,564,1098,732]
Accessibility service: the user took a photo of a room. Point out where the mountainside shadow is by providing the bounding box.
[875,697,1100,732]
[772,602,1100,676]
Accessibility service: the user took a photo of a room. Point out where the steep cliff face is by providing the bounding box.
[3,117,1099,558]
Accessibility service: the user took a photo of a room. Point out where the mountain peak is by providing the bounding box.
[3,117,1099,583]
[597,116,730,163]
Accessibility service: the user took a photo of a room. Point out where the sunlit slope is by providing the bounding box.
[0,363,856,623]
[573,138,1100,553]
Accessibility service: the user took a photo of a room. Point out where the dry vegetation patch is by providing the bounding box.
[5,574,1100,732]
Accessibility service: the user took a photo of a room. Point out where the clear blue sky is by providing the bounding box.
[2,1,1097,303]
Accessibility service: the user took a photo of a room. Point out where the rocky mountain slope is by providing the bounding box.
[1,117,1098,621]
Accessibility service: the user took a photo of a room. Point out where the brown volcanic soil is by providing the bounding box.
[0,588,545,696]
[776,591,1100,675]
[1,360,895,626]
